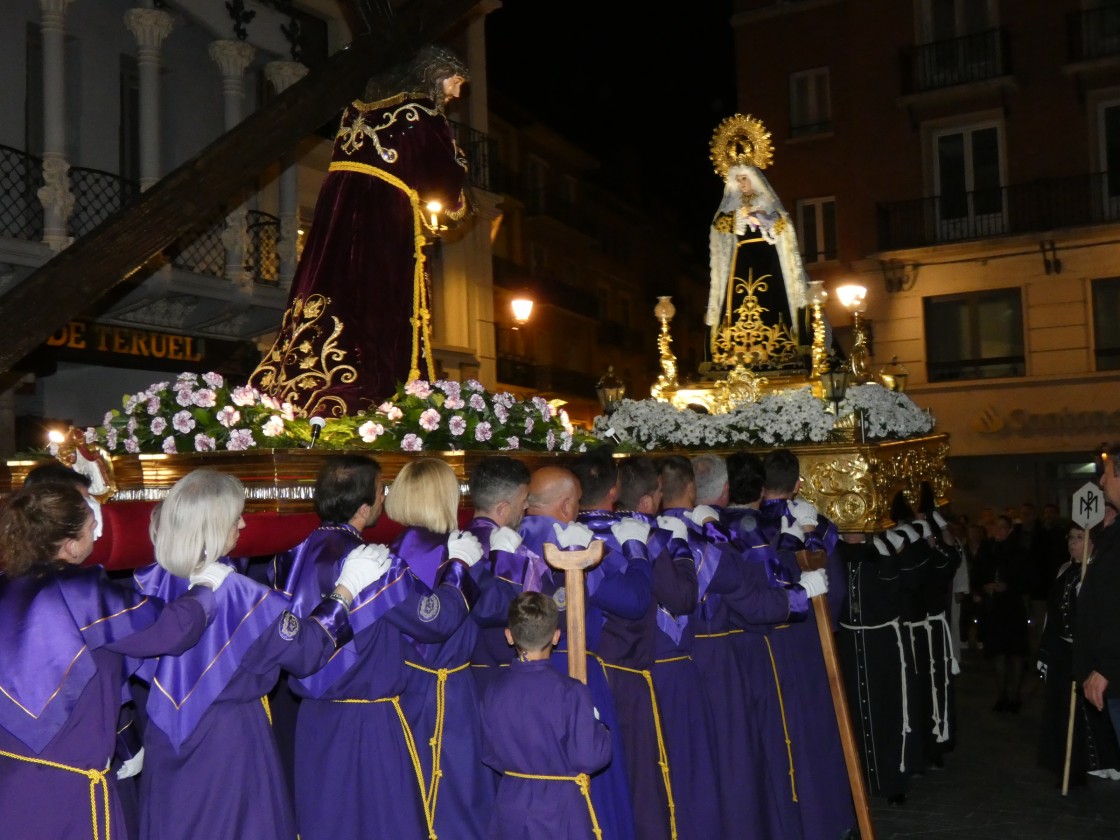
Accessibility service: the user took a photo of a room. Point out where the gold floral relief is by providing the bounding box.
[801,453,873,530]
[248,294,359,418]
[337,102,442,164]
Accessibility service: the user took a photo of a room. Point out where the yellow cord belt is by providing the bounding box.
[504,771,602,840]
[405,660,471,827]
[328,160,435,383]
[331,695,434,838]
[693,629,745,639]
[0,748,111,840]
[600,659,680,839]
[763,636,798,802]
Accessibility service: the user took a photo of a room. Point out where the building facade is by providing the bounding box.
[0,0,697,455]
[733,0,1120,513]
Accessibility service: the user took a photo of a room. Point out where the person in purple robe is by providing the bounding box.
[0,484,216,840]
[481,591,612,840]
[518,466,636,840]
[284,456,481,840]
[249,45,471,416]
[466,456,548,695]
[615,456,721,840]
[753,449,856,840]
[569,448,665,839]
[133,469,386,840]
[268,454,389,796]
[388,458,490,840]
[691,452,811,839]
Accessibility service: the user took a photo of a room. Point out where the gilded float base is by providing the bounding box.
[5,433,950,532]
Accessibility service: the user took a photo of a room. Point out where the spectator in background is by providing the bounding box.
[973,514,1029,712]
[1076,444,1120,746]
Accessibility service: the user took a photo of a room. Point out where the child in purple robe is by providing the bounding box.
[133,469,387,840]
[482,591,612,840]
[0,483,216,840]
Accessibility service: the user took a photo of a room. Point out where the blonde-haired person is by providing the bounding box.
[389,457,495,840]
[285,456,487,840]
[0,483,214,840]
[132,469,388,840]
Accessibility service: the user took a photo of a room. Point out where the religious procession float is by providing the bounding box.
[2,114,950,567]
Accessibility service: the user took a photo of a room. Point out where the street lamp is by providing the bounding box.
[820,360,849,415]
[835,283,872,382]
[596,365,626,415]
[510,296,534,327]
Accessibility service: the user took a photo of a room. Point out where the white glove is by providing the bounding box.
[335,543,391,598]
[611,517,650,546]
[780,519,805,543]
[913,519,933,540]
[1036,660,1048,680]
[799,568,829,598]
[447,530,484,566]
[884,529,907,552]
[685,505,719,526]
[788,498,819,529]
[895,523,920,544]
[656,515,689,542]
[86,497,104,542]
[872,536,891,557]
[189,562,233,591]
[931,511,949,531]
[115,747,144,780]
[490,526,522,553]
[552,521,594,549]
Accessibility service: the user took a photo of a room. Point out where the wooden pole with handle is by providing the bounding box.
[796,548,876,840]
[543,541,604,684]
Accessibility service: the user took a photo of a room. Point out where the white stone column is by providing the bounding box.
[265,60,308,289]
[463,2,499,135]
[209,39,256,286]
[37,0,75,251]
[125,8,174,191]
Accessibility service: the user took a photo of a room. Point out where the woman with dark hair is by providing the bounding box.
[1037,525,1120,785]
[0,483,215,840]
[288,457,485,840]
[134,469,386,840]
[974,514,1030,712]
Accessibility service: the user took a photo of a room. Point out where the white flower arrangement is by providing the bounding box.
[594,384,934,450]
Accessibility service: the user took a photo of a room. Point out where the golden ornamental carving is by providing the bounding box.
[710,271,800,368]
[337,101,443,163]
[249,295,359,418]
[710,114,774,177]
[800,453,872,531]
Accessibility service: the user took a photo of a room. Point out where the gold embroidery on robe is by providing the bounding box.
[249,294,359,418]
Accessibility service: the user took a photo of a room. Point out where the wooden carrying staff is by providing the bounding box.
[542,541,604,684]
[796,548,876,840]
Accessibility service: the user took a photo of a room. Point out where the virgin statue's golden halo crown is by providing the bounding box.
[710,114,774,178]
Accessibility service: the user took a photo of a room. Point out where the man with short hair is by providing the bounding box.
[468,456,548,692]
[1077,444,1120,742]
[752,448,856,840]
[616,456,719,840]
[517,463,637,840]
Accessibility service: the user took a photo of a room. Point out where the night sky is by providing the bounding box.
[484,1,738,249]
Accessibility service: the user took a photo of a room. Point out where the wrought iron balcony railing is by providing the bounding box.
[246,210,280,285]
[900,28,1010,95]
[449,120,496,193]
[69,166,138,239]
[0,144,44,241]
[1068,5,1120,62]
[877,172,1120,250]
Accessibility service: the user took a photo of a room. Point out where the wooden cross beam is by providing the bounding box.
[542,541,604,684]
[0,0,479,376]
